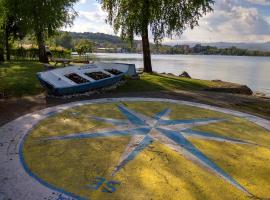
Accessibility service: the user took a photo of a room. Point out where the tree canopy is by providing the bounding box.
[17,0,78,62]
[55,32,74,49]
[17,0,78,36]
[0,0,78,63]
[75,39,93,55]
[2,1,26,59]
[100,0,214,72]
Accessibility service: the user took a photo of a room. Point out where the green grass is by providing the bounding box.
[0,61,220,97]
[118,73,220,92]
[0,61,44,97]
[234,102,270,119]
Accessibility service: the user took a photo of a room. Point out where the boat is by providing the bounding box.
[37,62,137,95]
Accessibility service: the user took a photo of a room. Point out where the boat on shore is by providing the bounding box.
[37,62,137,95]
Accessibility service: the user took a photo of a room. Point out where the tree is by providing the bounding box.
[4,17,16,61]
[0,0,26,61]
[4,16,26,60]
[55,32,74,50]
[100,0,214,72]
[75,39,93,56]
[0,0,6,62]
[0,30,4,62]
[16,0,78,63]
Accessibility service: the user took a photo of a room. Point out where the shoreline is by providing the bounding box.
[1,61,270,127]
[84,52,270,58]
[90,53,270,95]
[147,71,257,96]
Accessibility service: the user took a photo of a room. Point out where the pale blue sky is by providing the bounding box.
[64,0,270,43]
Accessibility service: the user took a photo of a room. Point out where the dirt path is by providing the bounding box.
[1,91,270,126]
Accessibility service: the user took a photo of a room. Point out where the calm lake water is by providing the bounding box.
[93,53,270,95]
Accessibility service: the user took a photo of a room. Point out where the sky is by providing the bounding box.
[64,0,270,43]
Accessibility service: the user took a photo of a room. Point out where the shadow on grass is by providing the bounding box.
[0,61,44,97]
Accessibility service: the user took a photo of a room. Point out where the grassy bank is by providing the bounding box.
[0,61,270,121]
[118,73,223,93]
[0,61,222,97]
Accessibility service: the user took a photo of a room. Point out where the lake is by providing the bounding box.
[92,53,270,95]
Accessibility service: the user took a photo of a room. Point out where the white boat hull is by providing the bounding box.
[37,62,136,95]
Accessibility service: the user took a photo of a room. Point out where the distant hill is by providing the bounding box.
[165,41,270,51]
[69,32,138,47]
[67,31,270,52]
[69,32,125,45]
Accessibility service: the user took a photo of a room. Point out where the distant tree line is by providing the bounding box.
[152,44,270,57]
[50,31,270,57]
[9,29,270,58]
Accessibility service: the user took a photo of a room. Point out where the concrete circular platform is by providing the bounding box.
[0,98,270,200]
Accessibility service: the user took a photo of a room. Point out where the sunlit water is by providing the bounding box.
[91,53,270,95]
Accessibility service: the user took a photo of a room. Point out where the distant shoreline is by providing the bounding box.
[73,52,270,58]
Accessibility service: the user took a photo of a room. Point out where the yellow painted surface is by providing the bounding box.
[23,102,270,200]
[195,117,270,147]
[188,138,270,198]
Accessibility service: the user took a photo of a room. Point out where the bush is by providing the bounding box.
[50,48,71,58]
[10,47,71,61]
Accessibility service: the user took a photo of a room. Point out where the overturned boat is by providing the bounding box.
[37,62,137,95]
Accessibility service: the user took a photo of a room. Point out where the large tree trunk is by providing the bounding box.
[141,27,152,73]
[36,31,48,63]
[5,28,10,61]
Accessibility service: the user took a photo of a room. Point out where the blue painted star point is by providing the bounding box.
[45,104,256,196]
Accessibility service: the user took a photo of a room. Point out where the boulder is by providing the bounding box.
[179,71,191,79]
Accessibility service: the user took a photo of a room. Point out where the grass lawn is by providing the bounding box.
[118,73,221,93]
[0,61,222,97]
[0,61,44,97]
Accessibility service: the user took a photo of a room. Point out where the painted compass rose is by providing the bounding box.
[45,104,259,197]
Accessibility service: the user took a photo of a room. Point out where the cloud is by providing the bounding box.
[64,3,114,34]
[78,0,87,4]
[245,0,270,5]
[65,0,270,43]
[168,0,270,42]
[215,0,238,11]
[209,7,270,35]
